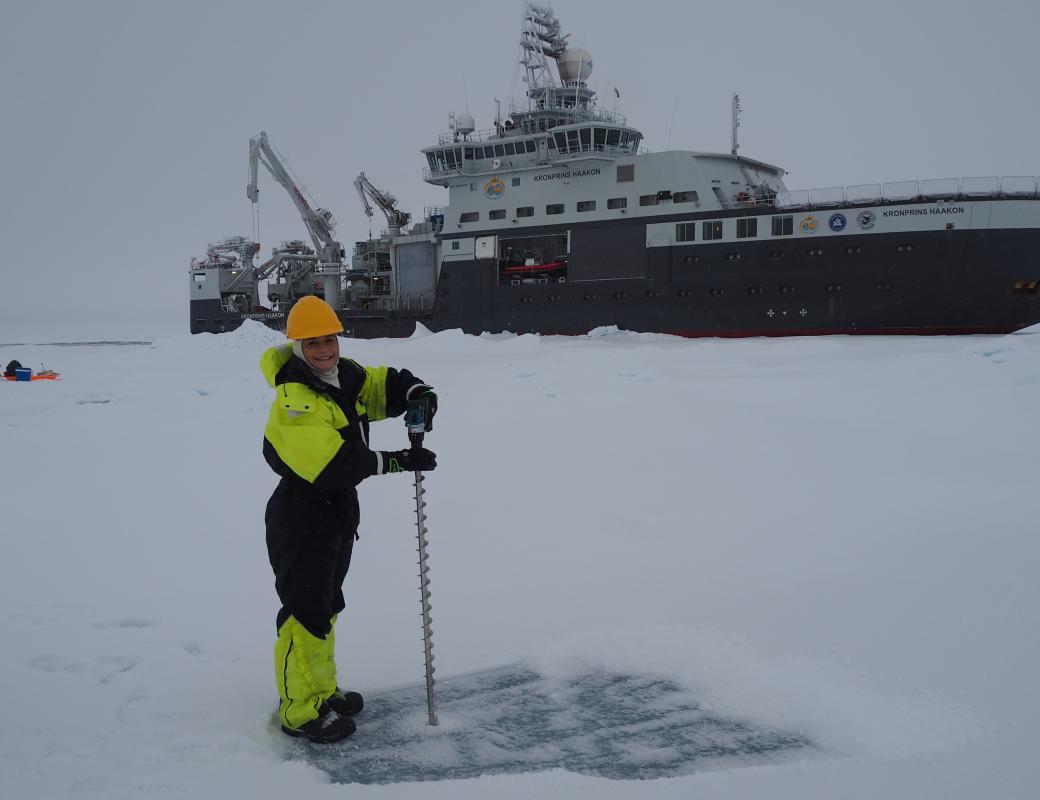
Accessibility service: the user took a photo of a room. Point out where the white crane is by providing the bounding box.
[247,131,345,267]
[353,172,411,237]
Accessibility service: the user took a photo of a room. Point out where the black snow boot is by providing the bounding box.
[327,689,364,717]
[281,703,356,744]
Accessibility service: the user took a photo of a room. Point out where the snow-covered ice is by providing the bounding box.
[1,322,1038,798]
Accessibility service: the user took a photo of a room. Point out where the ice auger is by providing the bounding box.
[405,398,438,726]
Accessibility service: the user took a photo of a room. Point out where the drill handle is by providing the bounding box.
[405,396,432,450]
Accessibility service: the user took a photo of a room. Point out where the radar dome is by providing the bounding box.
[558,48,593,83]
[455,112,475,134]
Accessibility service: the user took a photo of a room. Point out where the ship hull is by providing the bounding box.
[190,212,1040,339]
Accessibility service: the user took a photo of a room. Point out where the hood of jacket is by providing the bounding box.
[260,344,294,388]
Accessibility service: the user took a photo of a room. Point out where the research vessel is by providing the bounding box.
[189,3,1040,338]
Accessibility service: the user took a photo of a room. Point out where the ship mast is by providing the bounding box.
[519,2,569,103]
[731,93,742,157]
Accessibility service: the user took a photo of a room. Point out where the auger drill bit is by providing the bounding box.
[413,470,438,726]
[405,398,438,726]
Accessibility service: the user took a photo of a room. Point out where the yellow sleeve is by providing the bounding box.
[359,365,390,422]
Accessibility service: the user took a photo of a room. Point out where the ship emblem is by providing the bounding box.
[484,176,505,199]
[828,213,847,232]
[856,210,876,231]
[800,215,819,234]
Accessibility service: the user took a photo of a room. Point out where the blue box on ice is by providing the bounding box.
[14,368,31,382]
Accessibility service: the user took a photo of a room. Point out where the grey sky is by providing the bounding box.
[2,0,1038,337]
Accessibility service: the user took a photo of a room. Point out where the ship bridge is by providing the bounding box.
[422,119,643,184]
[423,1,644,186]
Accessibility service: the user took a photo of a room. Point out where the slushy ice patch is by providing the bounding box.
[283,665,816,783]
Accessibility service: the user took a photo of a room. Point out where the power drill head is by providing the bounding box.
[405,398,430,448]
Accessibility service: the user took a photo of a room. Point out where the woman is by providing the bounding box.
[259,296,437,743]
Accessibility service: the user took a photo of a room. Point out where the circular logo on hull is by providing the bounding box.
[800,215,819,234]
[856,210,876,231]
[828,213,847,232]
[484,177,505,199]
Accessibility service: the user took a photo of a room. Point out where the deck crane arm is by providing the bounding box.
[353,172,411,235]
[353,174,376,220]
[247,131,344,265]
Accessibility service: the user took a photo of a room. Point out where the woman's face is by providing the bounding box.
[300,335,340,371]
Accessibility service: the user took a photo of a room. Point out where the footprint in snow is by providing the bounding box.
[98,656,140,684]
[178,642,241,663]
[76,392,115,405]
[93,618,157,630]
[30,654,85,674]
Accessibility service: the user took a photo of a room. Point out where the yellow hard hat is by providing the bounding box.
[285,296,344,340]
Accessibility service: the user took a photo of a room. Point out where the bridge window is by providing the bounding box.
[606,129,621,147]
[494,144,505,157]
[594,128,607,148]
[504,143,516,156]
[703,220,724,240]
[772,215,794,236]
[579,128,591,150]
[464,147,474,160]
[736,218,758,238]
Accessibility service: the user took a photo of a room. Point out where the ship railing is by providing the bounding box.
[424,143,641,180]
[436,117,633,147]
[436,124,557,146]
[553,142,636,158]
[438,127,502,146]
[773,176,1040,210]
[509,101,628,127]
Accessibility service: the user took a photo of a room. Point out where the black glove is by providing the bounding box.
[408,384,438,430]
[380,448,437,473]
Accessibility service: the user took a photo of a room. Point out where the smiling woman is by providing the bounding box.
[259,295,439,744]
[299,335,339,372]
